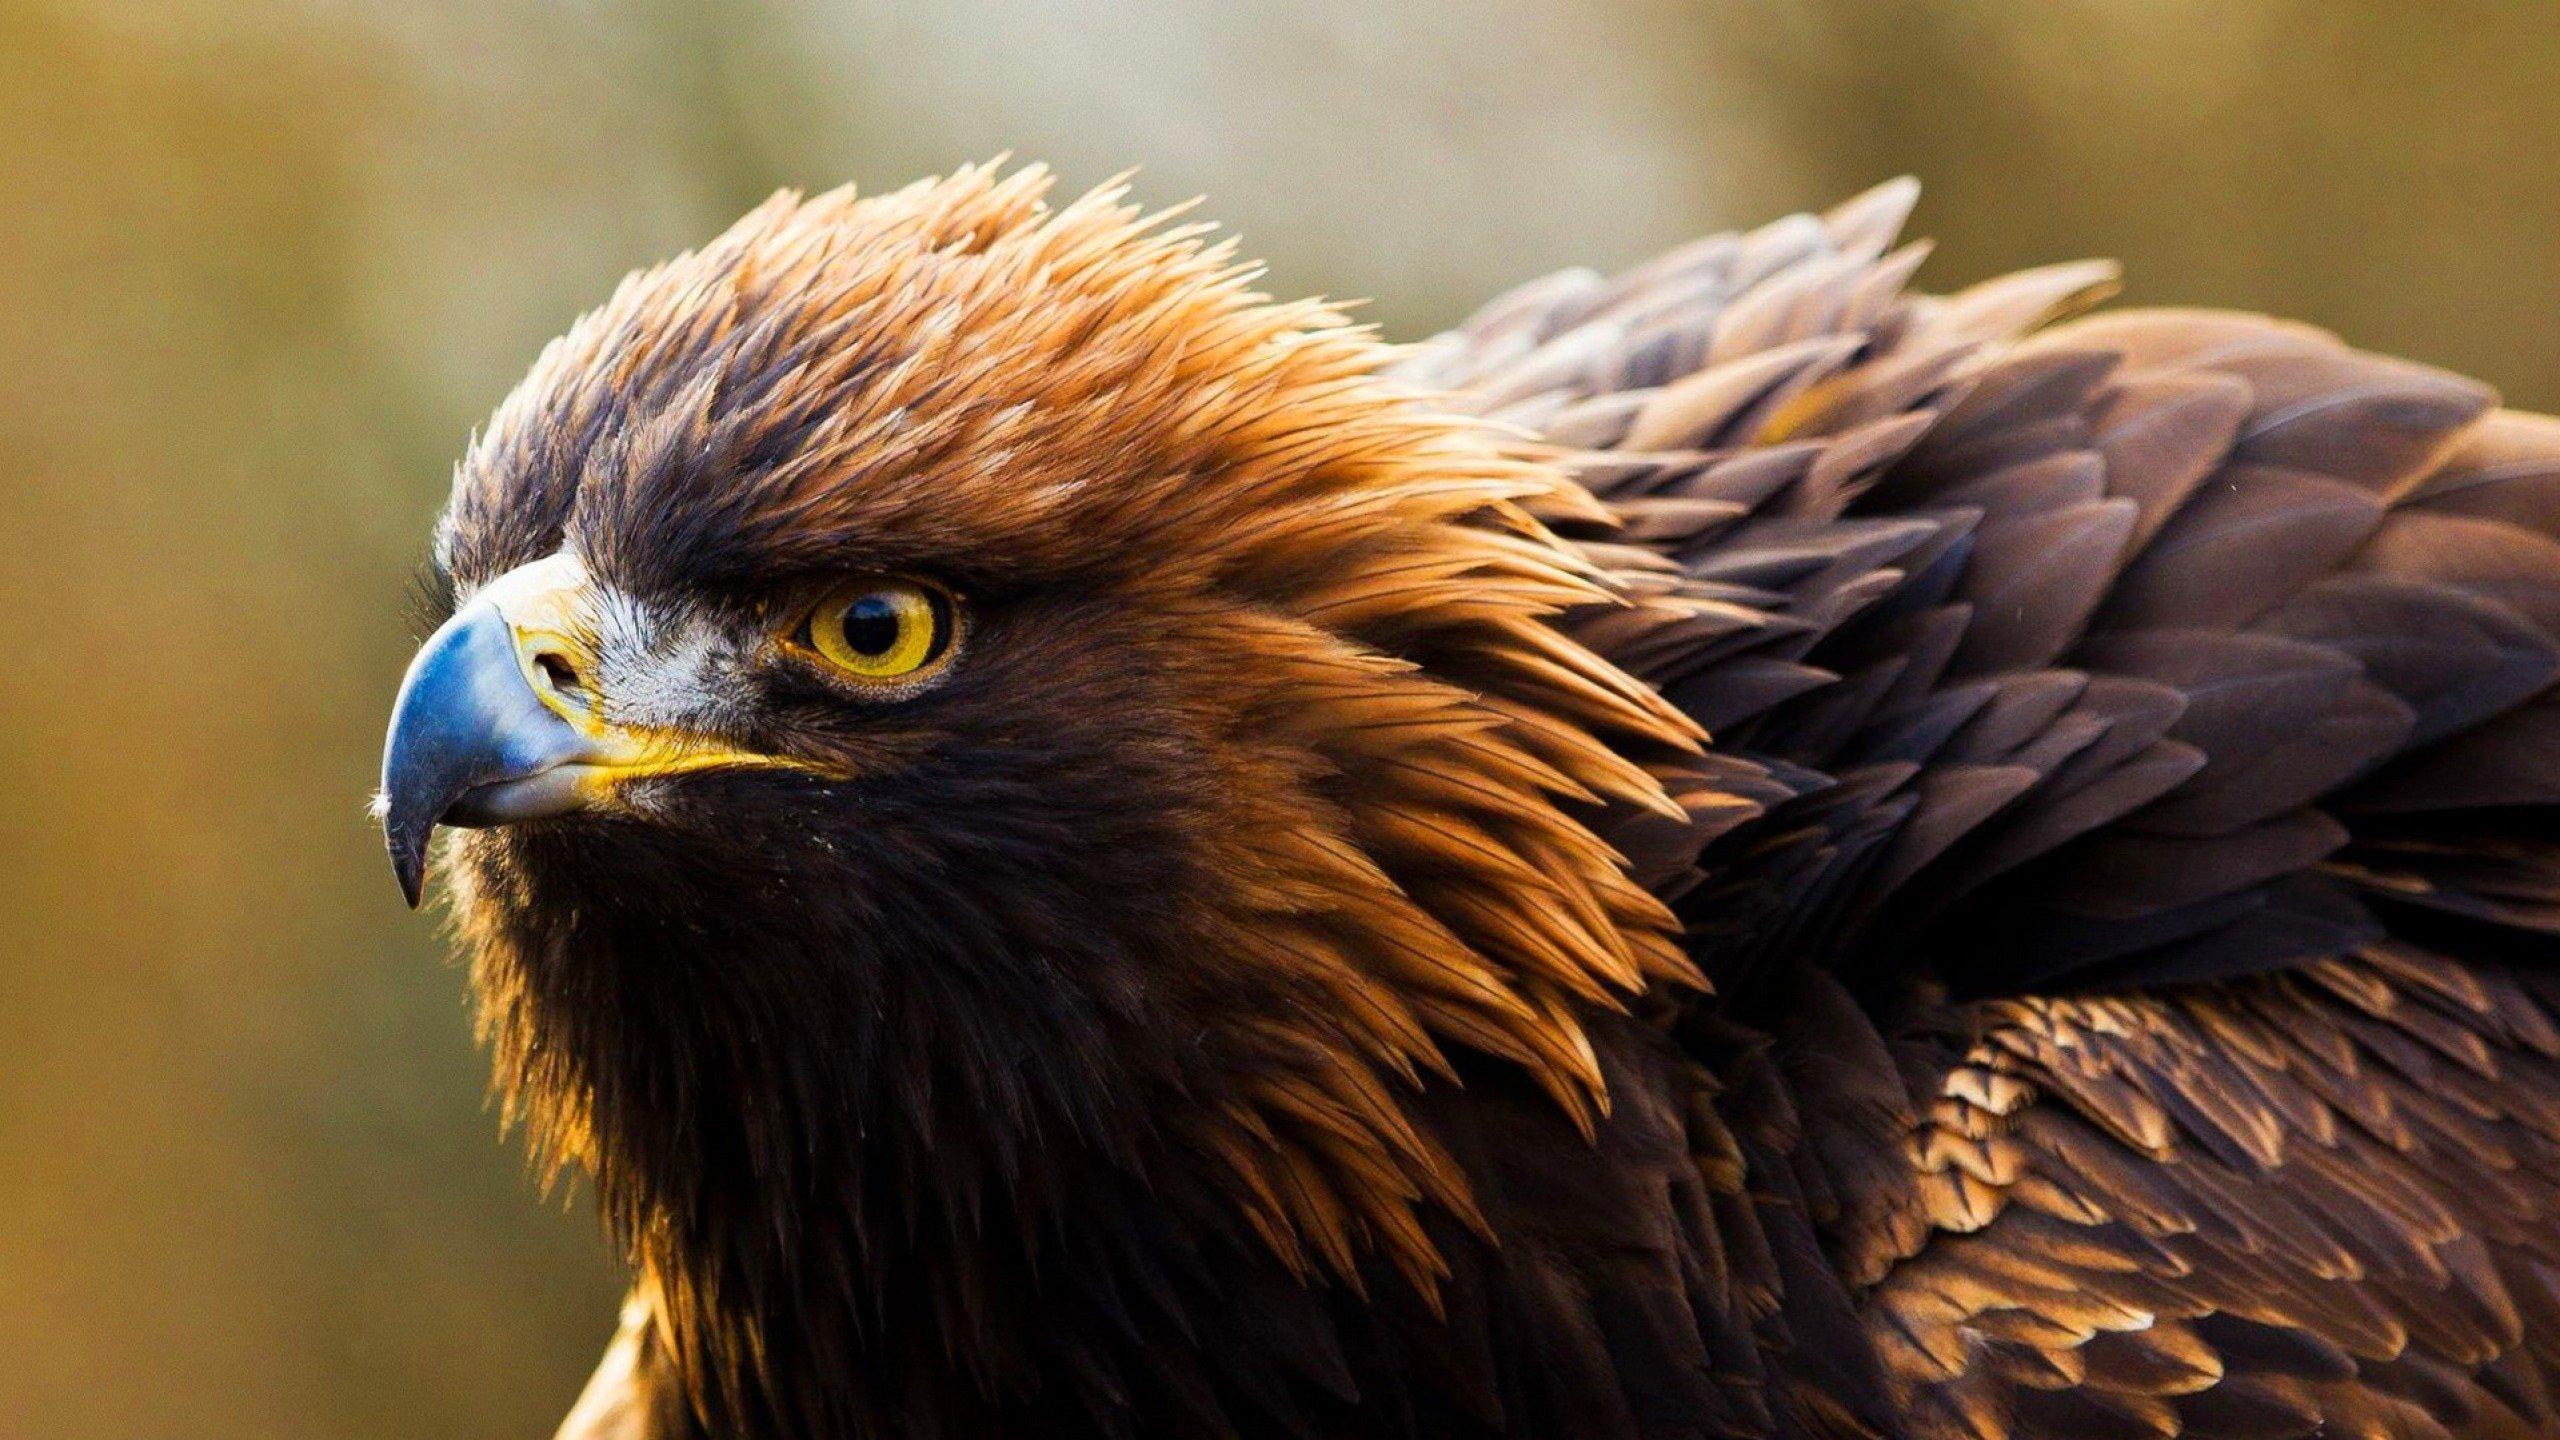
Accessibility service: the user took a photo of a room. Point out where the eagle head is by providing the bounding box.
[378,164,1701,1419]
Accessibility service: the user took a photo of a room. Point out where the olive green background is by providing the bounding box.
[6,3,2557,1436]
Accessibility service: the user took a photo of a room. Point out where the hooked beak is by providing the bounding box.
[378,555,780,907]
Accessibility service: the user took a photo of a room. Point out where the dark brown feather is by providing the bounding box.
[1440,176,2560,1440]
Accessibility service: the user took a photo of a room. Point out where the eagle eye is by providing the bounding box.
[797,578,957,686]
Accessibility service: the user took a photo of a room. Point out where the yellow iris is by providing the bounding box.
[802,579,955,683]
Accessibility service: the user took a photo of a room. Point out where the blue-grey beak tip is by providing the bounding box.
[388,814,431,909]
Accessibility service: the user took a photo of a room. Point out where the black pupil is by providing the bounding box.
[839,595,906,657]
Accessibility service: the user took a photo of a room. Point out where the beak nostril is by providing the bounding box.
[533,650,590,705]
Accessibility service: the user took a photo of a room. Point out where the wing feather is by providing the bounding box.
[1418,179,2560,1438]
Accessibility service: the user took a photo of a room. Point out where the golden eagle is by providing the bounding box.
[379,164,2560,1440]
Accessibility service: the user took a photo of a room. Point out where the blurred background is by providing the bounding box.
[5,1,2558,1435]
